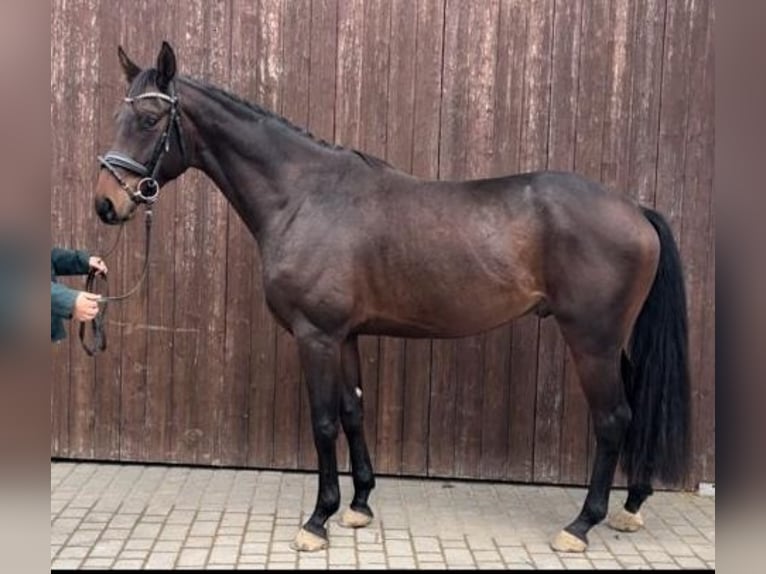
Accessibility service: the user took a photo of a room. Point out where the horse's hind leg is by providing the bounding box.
[337,336,376,528]
[606,355,652,532]
[551,334,631,552]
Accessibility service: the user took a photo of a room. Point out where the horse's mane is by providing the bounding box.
[130,71,391,169]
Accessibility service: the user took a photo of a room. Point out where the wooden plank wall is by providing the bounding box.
[51,0,715,488]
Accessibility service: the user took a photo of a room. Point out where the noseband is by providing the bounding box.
[97,82,186,205]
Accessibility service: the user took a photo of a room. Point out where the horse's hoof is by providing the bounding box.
[607,508,644,532]
[290,527,329,552]
[338,507,373,528]
[550,529,588,553]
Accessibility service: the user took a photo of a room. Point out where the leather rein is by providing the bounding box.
[80,83,185,356]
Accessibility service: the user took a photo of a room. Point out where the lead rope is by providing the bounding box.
[79,207,153,356]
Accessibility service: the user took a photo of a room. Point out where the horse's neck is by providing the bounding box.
[181,81,332,242]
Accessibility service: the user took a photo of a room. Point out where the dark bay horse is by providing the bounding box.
[93,42,690,553]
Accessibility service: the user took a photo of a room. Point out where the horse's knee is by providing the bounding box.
[313,416,339,443]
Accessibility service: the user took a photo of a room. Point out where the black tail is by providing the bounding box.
[620,207,691,487]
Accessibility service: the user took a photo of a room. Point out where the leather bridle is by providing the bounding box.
[97,81,186,205]
[82,82,186,356]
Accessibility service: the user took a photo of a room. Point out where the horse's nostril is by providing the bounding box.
[95,196,115,222]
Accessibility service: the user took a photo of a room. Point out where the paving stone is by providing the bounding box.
[413,536,441,553]
[177,548,209,567]
[385,539,414,556]
[444,547,476,566]
[57,546,90,559]
[145,551,178,569]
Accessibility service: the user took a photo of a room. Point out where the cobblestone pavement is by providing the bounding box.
[51,462,714,570]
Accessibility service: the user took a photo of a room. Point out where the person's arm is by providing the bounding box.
[51,248,91,276]
[51,281,78,318]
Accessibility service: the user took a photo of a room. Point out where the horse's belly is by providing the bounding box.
[359,273,544,338]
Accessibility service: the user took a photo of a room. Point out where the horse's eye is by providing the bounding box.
[140,115,160,129]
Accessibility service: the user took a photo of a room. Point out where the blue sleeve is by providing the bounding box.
[51,281,78,318]
[51,248,91,276]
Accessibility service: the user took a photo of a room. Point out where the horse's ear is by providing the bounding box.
[156,41,177,91]
[117,45,141,83]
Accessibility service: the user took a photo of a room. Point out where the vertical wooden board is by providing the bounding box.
[506,0,553,483]
[559,0,608,486]
[92,0,128,461]
[141,2,181,464]
[66,0,102,460]
[401,0,445,477]
[698,224,714,483]
[678,0,714,486]
[201,0,232,467]
[117,3,167,463]
[357,0,390,467]
[532,0,582,485]
[428,0,466,478]
[169,0,203,465]
[169,0,229,465]
[335,0,364,149]
[203,0,234,466]
[247,0,282,469]
[298,0,340,472]
[50,0,72,457]
[698,3,715,484]
[600,0,635,196]
[480,0,525,481]
[627,0,666,207]
[374,0,415,476]
[272,0,310,470]
[453,0,499,479]
[654,0,693,237]
[220,0,259,468]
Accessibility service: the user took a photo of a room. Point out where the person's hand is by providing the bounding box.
[73,292,101,322]
[89,256,108,275]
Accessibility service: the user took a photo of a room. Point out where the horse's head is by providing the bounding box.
[94,42,188,224]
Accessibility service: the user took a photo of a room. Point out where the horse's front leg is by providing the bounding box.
[291,330,343,552]
[337,336,375,528]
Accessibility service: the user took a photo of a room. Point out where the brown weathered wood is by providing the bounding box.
[357,0,390,468]
[428,0,466,478]
[680,0,715,487]
[246,0,282,469]
[453,0,500,479]
[401,0,445,477]
[628,0,666,207]
[376,0,417,476]
[66,0,102,460]
[221,0,258,468]
[92,0,129,462]
[50,0,72,458]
